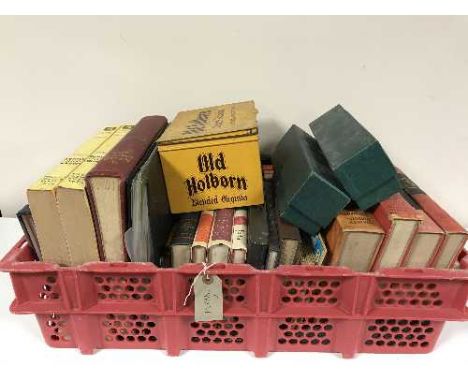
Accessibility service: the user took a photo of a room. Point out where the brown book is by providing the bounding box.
[397,169,467,268]
[86,116,168,262]
[207,209,234,263]
[399,190,445,268]
[371,193,422,270]
[277,216,302,265]
[326,210,385,272]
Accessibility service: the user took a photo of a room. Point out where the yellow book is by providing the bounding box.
[27,126,120,265]
[57,125,132,266]
[157,101,264,213]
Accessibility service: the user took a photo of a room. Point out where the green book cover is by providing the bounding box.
[309,105,400,210]
[273,125,350,235]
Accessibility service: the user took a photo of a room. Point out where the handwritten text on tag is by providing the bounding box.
[194,275,223,322]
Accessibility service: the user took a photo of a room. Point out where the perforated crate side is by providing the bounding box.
[363,268,468,320]
[75,263,171,313]
[268,266,359,317]
[37,313,76,348]
[174,263,259,316]
[359,318,444,354]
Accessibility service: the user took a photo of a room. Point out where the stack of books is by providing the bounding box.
[16,101,467,272]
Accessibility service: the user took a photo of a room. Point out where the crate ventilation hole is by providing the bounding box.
[39,275,60,300]
[375,281,443,307]
[281,279,341,305]
[102,314,157,342]
[46,313,72,342]
[94,275,153,301]
[278,317,334,346]
[364,319,434,348]
[190,317,245,344]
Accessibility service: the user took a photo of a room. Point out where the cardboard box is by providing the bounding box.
[157,101,264,213]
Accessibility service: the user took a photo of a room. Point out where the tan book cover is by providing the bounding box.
[27,126,121,265]
[326,210,385,272]
[56,126,132,266]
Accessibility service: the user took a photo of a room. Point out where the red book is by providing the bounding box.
[401,210,444,268]
[86,115,168,262]
[207,209,234,263]
[397,169,467,268]
[371,193,422,270]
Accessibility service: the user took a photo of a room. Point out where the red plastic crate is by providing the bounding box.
[1,238,467,357]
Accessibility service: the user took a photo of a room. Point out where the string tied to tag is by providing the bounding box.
[183,262,216,306]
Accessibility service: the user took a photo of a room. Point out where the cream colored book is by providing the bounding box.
[230,209,248,264]
[57,125,132,266]
[326,210,385,272]
[27,126,120,265]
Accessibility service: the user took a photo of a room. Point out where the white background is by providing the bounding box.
[0,15,467,381]
[1,16,468,227]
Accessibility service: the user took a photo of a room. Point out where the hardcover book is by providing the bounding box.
[230,209,248,264]
[397,169,467,268]
[208,209,235,263]
[309,105,401,210]
[125,145,174,266]
[191,211,215,263]
[398,190,445,268]
[371,193,422,270]
[56,126,132,266]
[27,126,122,266]
[273,125,350,235]
[246,204,269,269]
[86,116,168,262]
[157,101,264,213]
[325,210,384,272]
[277,216,301,265]
[170,213,200,267]
[16,205,41,261]
[264,178,280,269]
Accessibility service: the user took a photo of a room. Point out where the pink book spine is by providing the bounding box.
[371,193,421,270]
[209,209,235,248]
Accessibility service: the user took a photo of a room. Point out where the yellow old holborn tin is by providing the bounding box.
[157,101,264,213]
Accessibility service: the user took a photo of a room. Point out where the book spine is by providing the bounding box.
[246,205,268,269]
[28,126,121,191]
[264,179,280,268]
[398,169,467,267]
[208,209,234,247]
[59,126,133,190]
[230,209,248,263]
[191,211,214,263]
[173,213,200,245]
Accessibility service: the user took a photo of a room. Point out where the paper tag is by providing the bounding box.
[194,275,223,321]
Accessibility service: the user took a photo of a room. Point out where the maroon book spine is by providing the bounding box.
[209,209,235,247]
[86,115,168,259]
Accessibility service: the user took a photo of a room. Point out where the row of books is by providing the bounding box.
[17,102,466,271]
[158,165,466,272]
[162,169,328,269]
[22,117,173,266]
[271,105,466,271]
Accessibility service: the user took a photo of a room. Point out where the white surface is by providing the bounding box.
[1,16,468,227]
[0,217,467,380]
